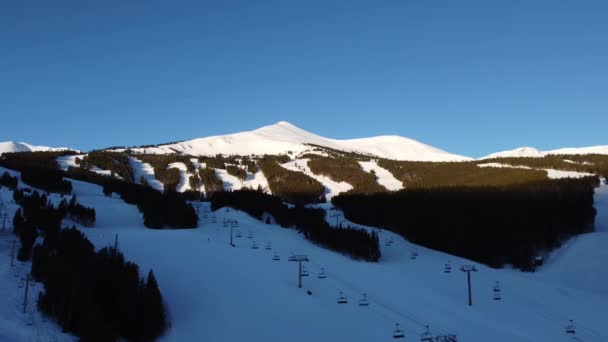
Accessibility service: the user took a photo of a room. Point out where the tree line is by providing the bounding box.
[332,177,599,270]
[307,156,387,194]
[258,157,325,205]
[11,187,167,340]
[211,190,381,261]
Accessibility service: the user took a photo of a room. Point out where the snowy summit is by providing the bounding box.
[124,121,472,162]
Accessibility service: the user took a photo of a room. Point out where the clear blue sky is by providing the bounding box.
[1,1,606,157]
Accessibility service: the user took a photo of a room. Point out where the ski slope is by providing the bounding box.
[129,157,164,191]
[281,159,353,200]
[214,167,271,193]
[358,160,404,191]
[1,166,608,342]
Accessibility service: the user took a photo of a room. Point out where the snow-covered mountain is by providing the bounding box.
[482,145,608,159]
[122,121,472,162]
[0,141,73,155]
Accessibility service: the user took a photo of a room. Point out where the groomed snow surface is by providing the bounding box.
[281,159,353,200]
[358,161,404,191]
[1,166,608,342]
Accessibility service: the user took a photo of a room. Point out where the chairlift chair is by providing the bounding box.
[235,230,242,238]
[251,241,259,249]
[265,243,272,250]
[420,325,434,342]
[393,323,405,339]
[565,320,576,335]
[301,265,309,277]
[318,268,327,279]
[493,281,501,301]
[337,291,348,304]
[411,251,417,260]
[358,293,369,306]
[272,252,280,261]
[444,262,452,273]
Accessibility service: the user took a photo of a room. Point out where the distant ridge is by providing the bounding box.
[121,121,472,162]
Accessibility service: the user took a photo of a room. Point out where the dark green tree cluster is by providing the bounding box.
[480,154,608,179]
[58,195,96,227]
[0,150,75,170]
[211,190,381,261]
[378,159,548,188]
[0,171,18,189]
[332,177,599,270]
[226,165,247,181]
[137,154,195,191]
[65,166,198,229]
[20,168,72,194]
[80,151,135,182]
[199,167,224,196]
[33,228,167,341]
[307,156,386,194]
[258,158,325,205]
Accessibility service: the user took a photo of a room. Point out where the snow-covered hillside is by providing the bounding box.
[121,122,471,162]
[482,145,608,159]
[0,141,73,155]
[2,165,608,341]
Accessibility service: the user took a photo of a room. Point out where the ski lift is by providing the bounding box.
[301,265,309,277]
[212,216,217,223]
[251,241,259,249]
[493,281,501,301]
[265,242,272,250]
[420,325,434,342]
[565,320,576,335]
[318,268,327,279]
[233,221,239,228]
[358,293,369,307]
[272,252,280,261]
[393,323,405,339]
[411,250,418,260]
[235,230,242,238]
[337,291,348,304]
[444,262,452,273]
[248,232,254,239]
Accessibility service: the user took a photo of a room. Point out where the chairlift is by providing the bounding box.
[411,251,417,260]
[444,262,452,273]
[358,293,369,307]
[420,325,434,342]
[235,230,242,238]
[272,252,280,261]
[393,323,405,339]
[265,243,272,250]
[565,320,576,335]
[337,291,348,304]
[318,268,327,279]
[248,232,254,239]
[301,265,309,277]
[251,241,259,249]
[493,281,501,301]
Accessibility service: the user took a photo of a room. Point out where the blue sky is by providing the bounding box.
[1,1,606,157]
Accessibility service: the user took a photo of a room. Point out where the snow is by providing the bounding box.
[482,145,608,159]
[534,181,608,295]
[358,160,404,191]
[214,167,271,193]
[478,163,595,179]
[281,159,353,200]
[56,154,83,171]
[0,141,74,155]
[120,122,471,162]
[167,162,191,193]
[129,157,164,191]
[1,165,608,342]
